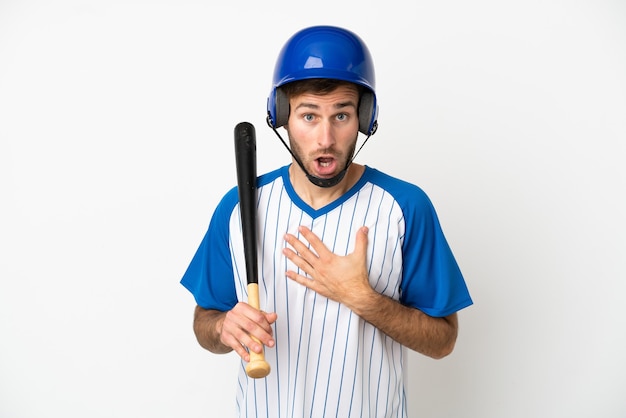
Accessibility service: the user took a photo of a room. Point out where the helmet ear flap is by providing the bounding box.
[274,88,290,128]
[358,90,377,135]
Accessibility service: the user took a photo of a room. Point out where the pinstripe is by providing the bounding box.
[260,180,281,418]
[308,215,324,416]
[322,200,356,416]
[310,213,334,417]
[335,309,355,417]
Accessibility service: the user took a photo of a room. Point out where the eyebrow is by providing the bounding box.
[294,100,357,111]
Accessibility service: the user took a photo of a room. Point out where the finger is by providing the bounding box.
[284,232,313,257]
[262,311,278,325]
[283,246,314,276]
[219,315,253,360]
[354,226,369,256]
[227,321,268,355]
[240,316,276,350]
[243,305,276,336]
[285,268,317,289]
[224,306,276,352]
[297,226,328,258]
[231,302,276,336]
[221,333,251,362]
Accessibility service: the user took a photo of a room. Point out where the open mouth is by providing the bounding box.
[319,158,332,168]
[314,157,337,176]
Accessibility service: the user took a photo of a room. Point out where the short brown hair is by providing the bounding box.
[280,78,363,99]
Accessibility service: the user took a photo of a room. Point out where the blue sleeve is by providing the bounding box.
[382,176,472,317]
[180,187,240,311]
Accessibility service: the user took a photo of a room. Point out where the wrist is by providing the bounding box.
[345,285,379,317]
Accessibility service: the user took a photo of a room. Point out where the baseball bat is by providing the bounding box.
[234,121,271,379]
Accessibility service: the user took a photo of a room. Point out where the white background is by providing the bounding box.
[1,1,625,417]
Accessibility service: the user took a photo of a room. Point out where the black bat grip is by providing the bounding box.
[234,122,258,285]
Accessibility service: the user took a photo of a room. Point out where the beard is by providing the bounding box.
[287,134,357,179]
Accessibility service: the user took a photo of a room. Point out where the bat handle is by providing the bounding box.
[245,283,271,379]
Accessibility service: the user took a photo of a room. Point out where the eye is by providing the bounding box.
[336,113,347,121]
[303,114,315,122]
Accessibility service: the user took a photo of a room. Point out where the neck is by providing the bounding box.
[289,163,364,210]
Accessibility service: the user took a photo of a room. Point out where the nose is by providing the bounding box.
[317,120,336,149]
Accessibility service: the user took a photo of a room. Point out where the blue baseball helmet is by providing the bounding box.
[267,25,378,135]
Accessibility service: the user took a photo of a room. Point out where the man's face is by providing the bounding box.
[286,85,359,181]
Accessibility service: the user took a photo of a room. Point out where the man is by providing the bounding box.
[181,25,473,417]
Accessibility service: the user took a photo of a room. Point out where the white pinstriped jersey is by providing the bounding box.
[181,165,472,418]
